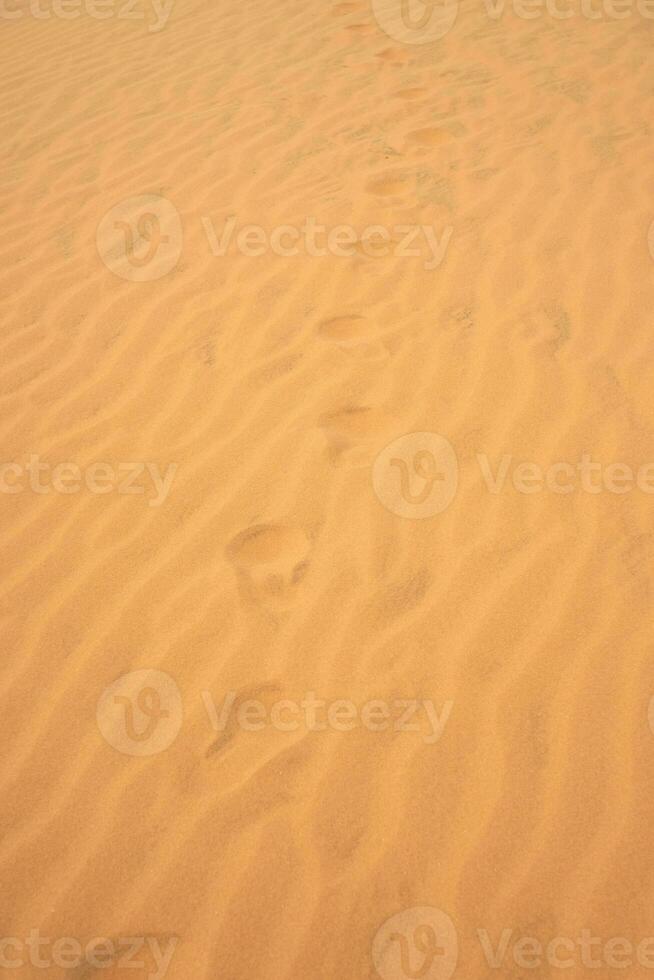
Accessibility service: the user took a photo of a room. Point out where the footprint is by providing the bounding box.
[520,305,571,354]
[319,314,370,341]
[395,87,428,100]
[318,314,389,360]
[227,524,311,610]
[351,231,405,260]
[206,681,284,757]
[318,405,396,467]
[376,47,410,64]
[365,173,409,197]
[406,127,450,147]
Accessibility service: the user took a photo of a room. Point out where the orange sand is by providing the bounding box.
[2,0,654,976]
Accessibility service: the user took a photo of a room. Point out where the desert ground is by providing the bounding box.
[2,0,654,976]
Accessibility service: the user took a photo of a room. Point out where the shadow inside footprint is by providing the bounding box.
[226,524,311,610]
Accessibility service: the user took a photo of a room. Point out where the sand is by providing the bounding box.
[2,0,654,976]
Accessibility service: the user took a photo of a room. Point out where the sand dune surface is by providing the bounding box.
[2,0,654,976]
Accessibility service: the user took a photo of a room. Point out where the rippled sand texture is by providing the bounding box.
[2,0,654,977]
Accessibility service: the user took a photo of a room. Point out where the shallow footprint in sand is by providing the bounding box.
[345,21,375,33]
[394,87,428,100]
[318,314,389,360]
[205,681,284,757]
[365,173,409,197]
[406,127,451,147]
[226,524,311,610]
[318,405,396,467]
[319,314,370,340]
[375,47,410,64]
